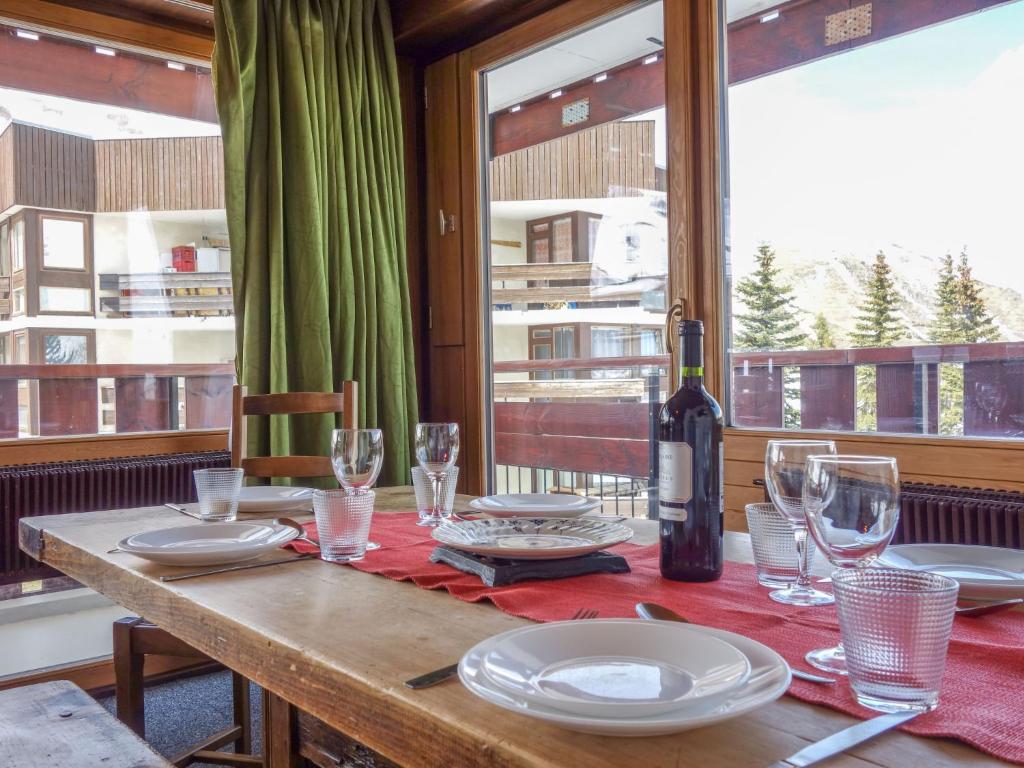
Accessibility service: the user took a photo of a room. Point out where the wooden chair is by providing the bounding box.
[113,382,357,767]
[0,680,172,767]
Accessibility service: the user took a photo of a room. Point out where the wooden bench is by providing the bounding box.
[0,680,172,768]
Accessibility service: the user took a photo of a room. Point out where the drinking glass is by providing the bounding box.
[802,454,900,674]
[193,468,244,521]
[765,439,836,606]
[745,502,815,588]
[414,423,460,522]
[412,466,459,526]
[330,429,383,551]
[312,489,375,562]
[833,568,957,712]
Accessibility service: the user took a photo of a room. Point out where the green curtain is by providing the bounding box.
[213,0,418,486]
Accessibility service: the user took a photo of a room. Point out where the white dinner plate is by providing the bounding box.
[878,544,1024,600]
[479,619,750,718]
[117,522,299,567]
[468,494,602,518]
[459,620,790,736]
[432,517,632,560]
[236,486,314,513]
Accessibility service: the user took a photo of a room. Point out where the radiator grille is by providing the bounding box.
[894,482,1024,549]
[1,451,230,586]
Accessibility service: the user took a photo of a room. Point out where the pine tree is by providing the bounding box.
[955,249,1000,343]
[850,250,906,348]
[929,253,960,343]
[810,313,837,349]
[734,244,807,350]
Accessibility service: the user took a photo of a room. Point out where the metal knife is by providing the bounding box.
[404,663,460,689]
[160,553,317,582]
[769,710,922,767]
[165,503,203,520]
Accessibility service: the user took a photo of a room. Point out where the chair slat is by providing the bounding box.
[241,455,334,479]
[242,391,348,416]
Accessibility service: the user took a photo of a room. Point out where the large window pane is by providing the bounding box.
[0,27,234,437]
[724,1,1024,439]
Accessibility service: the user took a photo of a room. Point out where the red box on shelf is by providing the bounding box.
[171,246,197,272]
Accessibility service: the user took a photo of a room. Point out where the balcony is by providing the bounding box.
[98,272,233,317]
[491,262,665,307]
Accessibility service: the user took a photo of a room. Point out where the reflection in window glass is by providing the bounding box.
[39,286,91,313]
[12,288,25,316]
[725,1,1024,440]
[43,335,88,364]
[42,218,86,270]
[11,220,24,272]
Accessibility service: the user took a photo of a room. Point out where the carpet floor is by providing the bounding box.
[98,670,263,766]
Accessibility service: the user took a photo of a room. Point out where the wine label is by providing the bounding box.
[658,441,692,521]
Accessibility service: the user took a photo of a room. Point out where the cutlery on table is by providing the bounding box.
[955,598,1022,617]
[275,517,321,550]
[160,553,317,582]
[404,607,599,690]
[634,602,838,685]
[768,710,922,767]
[165,502,203,520]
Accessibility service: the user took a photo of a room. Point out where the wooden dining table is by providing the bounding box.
[18,487,1007,768]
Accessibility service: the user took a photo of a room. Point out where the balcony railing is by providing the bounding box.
[98,272,233,317]
[0,364,234,438]
[491,262,665,307]
[732,342,1024,437]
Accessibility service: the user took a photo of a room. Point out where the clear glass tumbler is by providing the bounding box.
[193,468,244,521]
[412,466,459,526]
[312,489,375,562]
[833,567,958,713]
[745,502,814,588]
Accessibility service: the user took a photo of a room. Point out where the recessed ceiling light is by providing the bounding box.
[760,10,780,22]
[15,30,39,41]
[594,73,608,83]
[643,54,659,65]
[509,104,521,113]
[167,61,186,71]
[95,46,116,56]
[549,89,563,99]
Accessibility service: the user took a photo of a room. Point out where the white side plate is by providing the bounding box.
[479,619,750,718]
[468,494,601,518]
[459,620,790,736]
[432,517,632,560]
[236,486,314,513]
[118,522,299,567]
[879,544,1024,600]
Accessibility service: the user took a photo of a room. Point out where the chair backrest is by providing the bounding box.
[230,383,358,480]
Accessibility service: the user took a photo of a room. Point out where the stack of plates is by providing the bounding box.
[466,493,602,519]
[459,619,790,735]
[237,486,314,513]
[432,517,632,560]
[117,522,299,567]
[878,544,1024,600]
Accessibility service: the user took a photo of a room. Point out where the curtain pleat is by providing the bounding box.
[213,0,418,485]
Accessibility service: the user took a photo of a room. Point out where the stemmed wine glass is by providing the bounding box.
[331,428,384,550]
[802,454,900,674]
[414,423,460,523]
[765,439,837,606]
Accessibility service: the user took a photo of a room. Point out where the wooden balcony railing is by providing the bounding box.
[732,342,1024,437]
[0,363,235,438]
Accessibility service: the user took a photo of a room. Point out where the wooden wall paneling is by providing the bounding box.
[428,345,469,492]
[664,0,726,400]
[9,125,95,212]
[0,126,14,212]
[0,429,227,467]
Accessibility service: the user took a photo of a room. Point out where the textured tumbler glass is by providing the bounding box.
[313,489,375,563]
[412,466,459,526]
[833,567,958,713]
[193,468,243,521]
[745,503,814,588]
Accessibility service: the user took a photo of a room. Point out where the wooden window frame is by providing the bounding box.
[0,11,225,461]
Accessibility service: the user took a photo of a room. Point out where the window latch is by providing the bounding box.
[439,210,456,236]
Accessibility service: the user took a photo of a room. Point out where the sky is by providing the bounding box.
[726,1,1024,289]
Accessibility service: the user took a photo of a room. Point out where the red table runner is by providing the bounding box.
[292,513,1024,764]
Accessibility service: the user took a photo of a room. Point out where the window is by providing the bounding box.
[724,1,1024,440]
[38,286,91,313]
[41,217,86,270]
[0,28,235,438]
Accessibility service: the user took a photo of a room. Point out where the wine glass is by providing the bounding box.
[331,429,383,493]
[802,454,900,674]
[331,428,383,550]
[414,423,460,523]
[764,439,837,606]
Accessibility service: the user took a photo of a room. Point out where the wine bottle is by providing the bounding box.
[657,319,724,582]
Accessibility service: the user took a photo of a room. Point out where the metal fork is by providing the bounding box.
[404,608,600,689]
